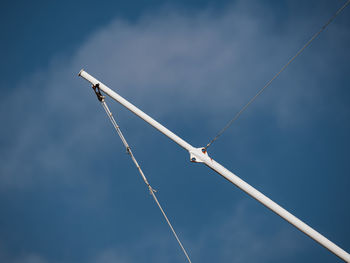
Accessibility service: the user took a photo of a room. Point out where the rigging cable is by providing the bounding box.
[205,0,350,150]
[92,84,192,263]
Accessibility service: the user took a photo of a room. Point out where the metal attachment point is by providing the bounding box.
[189,147,211,163]
[92,83,105,102]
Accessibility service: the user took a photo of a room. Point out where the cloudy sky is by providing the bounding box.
[1,0,349,262]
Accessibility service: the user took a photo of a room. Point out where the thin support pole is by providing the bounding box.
[79,70,350,262]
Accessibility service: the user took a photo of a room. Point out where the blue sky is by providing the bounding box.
[0,0,349,262]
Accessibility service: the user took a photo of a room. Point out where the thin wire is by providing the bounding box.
[205,0,350,150]
[99,98,192,263]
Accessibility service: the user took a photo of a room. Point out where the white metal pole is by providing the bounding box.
[78,69,350,262]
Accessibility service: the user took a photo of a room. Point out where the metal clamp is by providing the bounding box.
[92,83,105,102]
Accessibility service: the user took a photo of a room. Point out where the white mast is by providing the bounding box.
[79,69,350,262]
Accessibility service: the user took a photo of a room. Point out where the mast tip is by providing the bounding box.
[78,69,84,77]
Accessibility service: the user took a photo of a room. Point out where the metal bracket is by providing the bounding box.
[189,147,211,163]
[92,83,105,102]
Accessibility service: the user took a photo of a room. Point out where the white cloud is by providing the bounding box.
[0,3,348,262]
[0,0,348,200]
[1,1,348,190]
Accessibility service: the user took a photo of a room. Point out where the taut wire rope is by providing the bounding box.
[92,84,192,263]
[205,0,350,150]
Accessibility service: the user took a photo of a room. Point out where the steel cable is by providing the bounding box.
[99,98,192,263]
[205,0,350,150]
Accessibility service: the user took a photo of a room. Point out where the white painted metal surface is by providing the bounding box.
[79,69,350,262]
